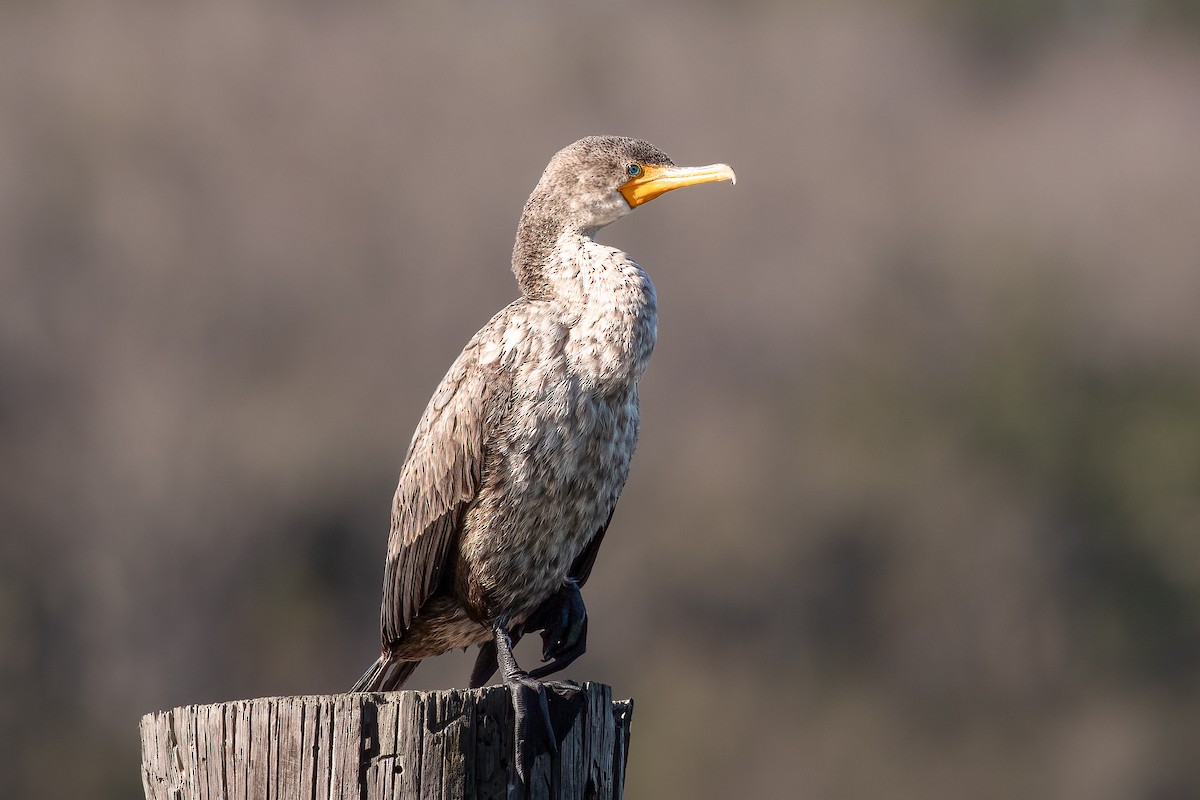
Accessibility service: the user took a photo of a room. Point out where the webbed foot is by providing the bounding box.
[525,578,588,679]
[492,622,556,784]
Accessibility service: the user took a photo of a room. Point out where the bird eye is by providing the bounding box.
[626,164,642,177]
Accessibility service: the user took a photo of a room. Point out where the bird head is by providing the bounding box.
[534,136,736,233]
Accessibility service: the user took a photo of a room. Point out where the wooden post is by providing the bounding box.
[139,683,632,800]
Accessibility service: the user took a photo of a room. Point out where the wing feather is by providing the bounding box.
[569,506,615,587]
[380,315,515,643]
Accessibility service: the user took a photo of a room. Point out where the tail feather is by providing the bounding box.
[351,655,419,693]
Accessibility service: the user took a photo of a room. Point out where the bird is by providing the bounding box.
[352,135,734,773]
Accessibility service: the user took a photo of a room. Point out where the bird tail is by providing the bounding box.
[351,654,419,693]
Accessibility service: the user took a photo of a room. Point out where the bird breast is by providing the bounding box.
[461,239,658,619]
[550,236,658,390]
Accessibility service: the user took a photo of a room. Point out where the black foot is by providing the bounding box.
[511,671,556,782]
[511,678,586,785]
[525,579,588,679]
[492,622,558,784]
[470,625,524,689]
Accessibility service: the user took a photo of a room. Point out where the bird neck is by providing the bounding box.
[511,196,658,387]
[512,190,573,300]
[513,185,620,300]
[513,224,563,301]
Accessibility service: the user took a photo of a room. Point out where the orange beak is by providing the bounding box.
[619,163,737,208]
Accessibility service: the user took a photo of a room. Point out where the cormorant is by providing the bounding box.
[352,135,734,774]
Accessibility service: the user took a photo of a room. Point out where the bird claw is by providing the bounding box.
[509,671,558,783]
[492,621,577,785]
[484,591,589,783]
[472,580,588,691]
[511,678,586,783]
[525,579,588,676]
[529,615,587,679]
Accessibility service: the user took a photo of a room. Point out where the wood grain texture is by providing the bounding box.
[140,683,632,800]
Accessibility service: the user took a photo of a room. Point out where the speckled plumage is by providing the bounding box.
[353,137,723,693]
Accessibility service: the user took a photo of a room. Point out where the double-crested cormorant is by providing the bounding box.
[353,135,734,772]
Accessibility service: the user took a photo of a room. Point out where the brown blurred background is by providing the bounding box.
[3,1,1200,798]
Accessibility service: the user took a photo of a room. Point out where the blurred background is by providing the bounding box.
[3,1,1200,798]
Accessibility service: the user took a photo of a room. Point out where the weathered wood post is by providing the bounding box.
[139,683,632,800]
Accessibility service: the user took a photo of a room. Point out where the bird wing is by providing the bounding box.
[569,506,616,587]
[380,315,515,642]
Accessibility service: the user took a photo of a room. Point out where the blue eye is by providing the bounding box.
[627,164,642,177]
